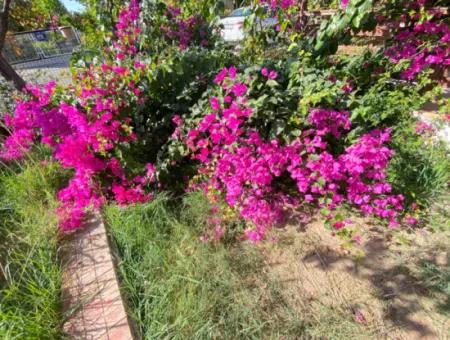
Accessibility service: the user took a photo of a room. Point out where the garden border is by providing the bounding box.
[61,214,134,340]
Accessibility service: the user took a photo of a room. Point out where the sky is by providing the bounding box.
[61,0,85,12]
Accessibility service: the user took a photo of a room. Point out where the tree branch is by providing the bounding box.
[0,53,25,90]
[299,0,309,29]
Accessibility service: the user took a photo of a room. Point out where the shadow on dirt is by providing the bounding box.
[301,229,449,338]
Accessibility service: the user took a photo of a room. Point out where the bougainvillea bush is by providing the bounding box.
[169,66,422,241]
[381,0,449,81]
[0,0,232,231]
[0,0,448,240]
[1,0,153,230]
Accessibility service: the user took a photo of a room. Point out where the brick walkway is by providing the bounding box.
[62,215,134,340]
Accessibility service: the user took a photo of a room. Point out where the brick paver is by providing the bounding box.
[62,215,134,340]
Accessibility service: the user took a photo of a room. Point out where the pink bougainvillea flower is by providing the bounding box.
[333,221,345,230]
[341,83,353,93]
[214,68,228,84]
[405,215,418,225]
[352,234,362,244]
[231,83,248,97]
[415,121,434,135]
[172,115,183,127]
[268,71,278,79]
[210,97,221,110]
[353,310,367,324]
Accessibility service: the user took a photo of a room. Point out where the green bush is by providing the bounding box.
[388,123,450,207]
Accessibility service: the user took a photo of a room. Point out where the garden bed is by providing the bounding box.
[105,193,449,339]
[0,1,449,338]
[0,161,447,339]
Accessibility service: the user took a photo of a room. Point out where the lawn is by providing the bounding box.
[105,192,450,339]
[0,154,65,339]
[104,193,308,339]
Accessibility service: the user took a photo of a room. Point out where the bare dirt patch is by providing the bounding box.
[258,217,449,339]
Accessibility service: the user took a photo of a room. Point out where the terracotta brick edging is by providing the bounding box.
[61,214,134,340]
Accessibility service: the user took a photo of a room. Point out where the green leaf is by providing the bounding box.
[271,120,286,136]
[320,208,331,216]
[266,80,279,88]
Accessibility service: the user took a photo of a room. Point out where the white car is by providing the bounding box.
[219,6,278,43]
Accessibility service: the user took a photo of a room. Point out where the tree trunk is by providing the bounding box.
[0,0,11,48]
[0,54,25,91]
[0,0,26,91]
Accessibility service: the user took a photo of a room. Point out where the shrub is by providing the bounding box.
[170,66,411,240]
[0,0,447,240]
[388,122,450,207]
[381,0,450,81]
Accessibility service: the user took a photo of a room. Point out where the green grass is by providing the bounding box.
[388,124,450,207]
[105,192,377,339]
[105,192,307,339]
[0,156,65,339]
[420,260,450,314]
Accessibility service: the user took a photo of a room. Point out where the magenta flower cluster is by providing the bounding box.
[384,3,449,80]
[261,67,278,79]
[161,6,209,50]
[1,0,155,230]
[260,0,297,10]
[175,67,406,241]
[340,0,349,9]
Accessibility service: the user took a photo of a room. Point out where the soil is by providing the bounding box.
[258,216,449,339]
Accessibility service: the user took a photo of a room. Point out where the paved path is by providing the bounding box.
[13,55,72,85]
[62,215,134,340]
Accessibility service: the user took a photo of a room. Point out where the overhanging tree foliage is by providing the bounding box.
[8,0,72,31]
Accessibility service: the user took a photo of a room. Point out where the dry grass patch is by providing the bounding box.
[258,217,449,339]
